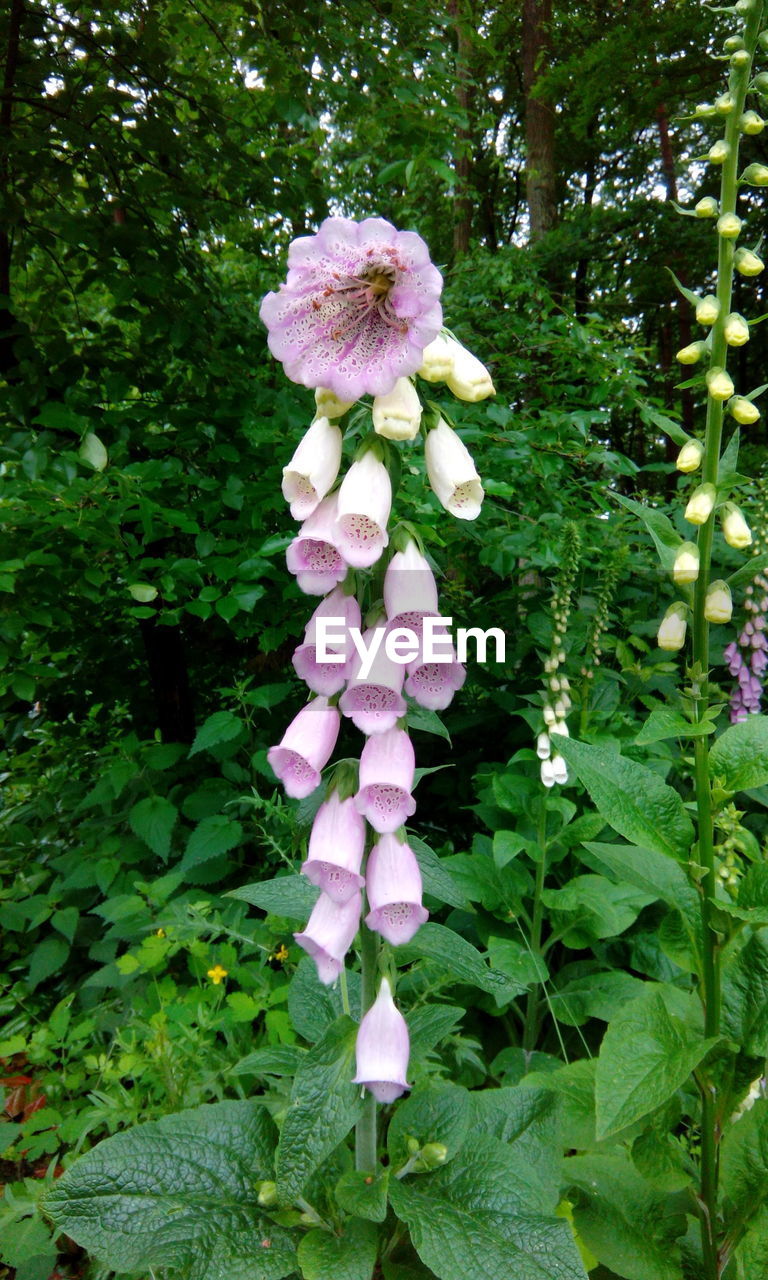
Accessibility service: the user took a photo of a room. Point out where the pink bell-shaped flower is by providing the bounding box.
[424,418,484,520]
[355,728,417,833]
[301,791,366,903]
[352,976,410,1103]
[383,540,440,635]
[281,417,343,521]
[267,697,340,799]
[405,626,466,711]
[294,890,362,985]
[339,627,407,734]
[333,451,392,569]
[365,833,428,945]
[292,587,362,696]
[286,495,348,596]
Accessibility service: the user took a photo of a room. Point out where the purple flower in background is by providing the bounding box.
[725,571,768,722]
[340,627,407,734]
[292,587,361,695]
[259,217,443,401]
[301,791,366,903]
[352,976,410,1103]
[355,728,417,833]
[294,890,362,985]
[267,697,340,798]
[286,495,347,596]
[365,833,428,945]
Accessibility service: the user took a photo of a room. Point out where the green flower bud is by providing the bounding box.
[695,103,718,119]
[741,162,768,186]
[257,1181,279,1208]
[729,395,761,424]
[731,49,752,70]
[736,0,755,12]
[695,196,719,218]
[657,603,688,652]
[407,1136,421,1156]
[708,140,731,164]
[721,502,753,549]
[676,439,704,473]
[716,93,736,115]
[735,247,765,275]
[752,71,768,94]
[676,340,706,364]
[760,30,768,51]
[696,294,720,325]
[418,1143,449,1169]
[724,36,745,53]
[685,483,717,525]
[706,366,735,400]
[740,110,765,134]
[717,212,742,238]
[673,542,700,585]
[724,312,750,346]
[704,580,732,624]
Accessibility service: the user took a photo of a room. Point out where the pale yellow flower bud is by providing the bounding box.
[741,163,768,186]
[717,213,742,239]
[676,341,706,364]
[731,49,751,70]
[694,197,719,218]
[708,140,731,164]
[372,377,422,441]
[676,439,704,473]
[704,580,732,624]
[657,603,688,651]
[315,387,355,419]
[724,313,750,346]
[735,248,765,276]
[696,295,720,325]
[740,111,765,135]
[706,367,735,401]
[673,542,700,585]
[445,343,495,402]
[685,483,716,526]
[695,103,717,119]
[417,334,455,383]
[721,502,753,549]
[729,396,760,424]
[716,93,735,115]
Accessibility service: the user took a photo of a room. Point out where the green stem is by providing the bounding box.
[522,797,549,1053]
[692,9,763,1274]
[355,914,379,1173]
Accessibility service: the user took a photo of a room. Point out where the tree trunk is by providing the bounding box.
[522,0,557,243]
[139,616,196,744]
[449,0,473,257]
[0,0,24,379]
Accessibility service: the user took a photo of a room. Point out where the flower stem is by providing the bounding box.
[355,916,379,1173]
[692,9,763,1272]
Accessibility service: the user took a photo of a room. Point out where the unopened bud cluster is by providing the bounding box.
[537,524,581,788]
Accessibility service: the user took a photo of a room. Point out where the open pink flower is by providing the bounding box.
[353,977,410,1103]
[383,540,439,634]
[294,890,362,985]
[259,217,443,401]
[339,627,406,735]
[292,587,362,696]
[301,791,366,903]
[365,834,428,945]
[267,697,340,798]
[286,495,347,596]
[405,627,466,712]
[355,728,417,833]
[333,451,392,569]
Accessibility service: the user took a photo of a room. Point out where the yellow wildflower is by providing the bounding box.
[207,964,228,985]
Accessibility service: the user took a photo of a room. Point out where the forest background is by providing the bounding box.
[3,1,768,1278]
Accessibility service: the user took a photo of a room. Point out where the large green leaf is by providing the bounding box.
[387,1082,471,1168]
[230,874,319,921]
[189,710,245,757]
[541,874,655,945]
[595,986,720,1138]
[275,1015,362,1205]
[722,932,768,1056]
[297,1220,378,1280]
[335,1169,390,1223]
[389,1133,586,1280]
[556,739,693,861]
[612,492,681,571]
[709,715,768,792]
[44,1101,295,1280]
[408,835,468,910]
[288,957,361,1043]
[398,922,526,1005]
[581,843,697,916]
[566,1152,686,1280]
[182,815,243,870]
[128,795,178,858]
[720,1098,768,1229]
